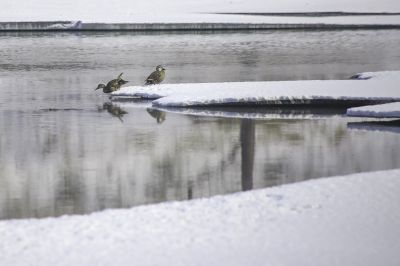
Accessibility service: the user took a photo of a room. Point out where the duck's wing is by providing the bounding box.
[117,73,123,80]
[118,79,128,85]
[106,79,116,87]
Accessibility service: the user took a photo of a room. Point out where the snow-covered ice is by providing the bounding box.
[111,71,400,107]
[1,0,400,23]
[1,169,399,266]
[45,20,82,30]
[347,102,400,118]
[350,70,400,80]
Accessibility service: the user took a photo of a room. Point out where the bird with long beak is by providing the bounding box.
[145,65,166,85]
[95,73,128,93]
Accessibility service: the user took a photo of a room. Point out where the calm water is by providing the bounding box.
[1,30,400,220]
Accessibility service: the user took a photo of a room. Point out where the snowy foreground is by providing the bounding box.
[1,0,400,23]
[1,169,400,266]
[112,71,400,108]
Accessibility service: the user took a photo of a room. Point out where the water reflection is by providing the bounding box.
[348,119,400,134]
[147,108,166,124]
[2,106,400,220]
[99,102,128,122]
[240,119,255,191]
[151,106,347,120]
[1,30,400,219]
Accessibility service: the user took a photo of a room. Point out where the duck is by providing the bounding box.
[145,65,166,85]
[95,73,128,93]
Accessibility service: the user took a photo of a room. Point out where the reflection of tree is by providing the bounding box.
[147,108,166,124]
[178,118,255,196]
[100,102,128,122]
[240,119,255,191]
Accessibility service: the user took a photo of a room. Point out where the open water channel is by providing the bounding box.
[1,30,399,219]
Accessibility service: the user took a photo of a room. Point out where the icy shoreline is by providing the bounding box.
[1,0,400,30]
[1,169,399,266]
[2,19,399,31]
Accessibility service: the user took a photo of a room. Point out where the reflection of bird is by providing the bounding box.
[101,102,128,122]
[95,73,128,93]
[145,65,166,85]
[147,108,166,124]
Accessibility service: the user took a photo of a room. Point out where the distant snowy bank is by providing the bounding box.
[112,71,400,108]
[1,169,399,266]
[2,0,400,22]
[1,0,399,30]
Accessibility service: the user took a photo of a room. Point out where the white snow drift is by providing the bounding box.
[1,169,399,266]
[111,71,400,107]
[1,0,400,23]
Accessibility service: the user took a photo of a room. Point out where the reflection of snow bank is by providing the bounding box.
[112,71,400,107]
[146,106,345,120]
[1,169,400,266]
[347,102,400,118]
[348,120,400,134]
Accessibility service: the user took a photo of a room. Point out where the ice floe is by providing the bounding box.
[112,71,400,108]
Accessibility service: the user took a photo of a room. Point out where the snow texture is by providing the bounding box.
[1,0,400,23]
[45,20,82,29]
[1,169,400,266]
[111,71,400,107]
[350,70,400,80]
[347,102,400,118]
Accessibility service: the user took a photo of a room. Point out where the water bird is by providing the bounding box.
[95,73,128,93]
[145,65,166,85]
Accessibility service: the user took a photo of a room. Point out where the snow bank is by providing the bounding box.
[347,102,400,118]
[350,70,400,80]
[1,0,400,23]
[112,71,400,107]
[1,169,400,266]
[3,15,400,25]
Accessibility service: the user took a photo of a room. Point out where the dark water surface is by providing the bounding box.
[1,30,400,219]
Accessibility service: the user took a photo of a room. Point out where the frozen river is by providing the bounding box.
[1,30,400,219]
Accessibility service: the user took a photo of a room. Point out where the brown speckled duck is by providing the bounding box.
[145,65,166,85]
[95,73,128,93]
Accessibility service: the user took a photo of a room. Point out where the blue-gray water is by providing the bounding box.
[1,30,400,220]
